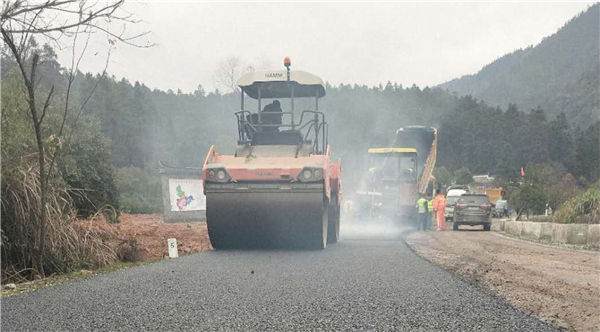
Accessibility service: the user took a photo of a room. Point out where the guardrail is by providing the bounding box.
[492,219,599,248]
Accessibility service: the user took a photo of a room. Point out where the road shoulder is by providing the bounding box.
[404,231,600,332]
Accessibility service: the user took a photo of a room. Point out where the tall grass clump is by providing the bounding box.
[1,160,117,282]
[553,188,600,224]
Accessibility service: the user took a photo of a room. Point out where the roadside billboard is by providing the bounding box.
[168,178,206,212]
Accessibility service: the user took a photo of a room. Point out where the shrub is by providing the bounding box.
[59,117,120,217]
[553,188,600,224]
[546,173,580,209]
[116,238,144,262]
[1,160,117,282]
[115,167,162,214]
[510,184,547,217]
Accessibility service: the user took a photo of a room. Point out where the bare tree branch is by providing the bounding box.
[2,1,75,22]
[44,12,85,186]
[39,85,54,123]
[215,56,255,93]
[2,0,153,48]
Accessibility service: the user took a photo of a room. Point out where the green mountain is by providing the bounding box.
[439,4,599,125]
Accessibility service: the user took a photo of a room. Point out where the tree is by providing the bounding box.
[59,115,120,217]
[493,142,516,179]
[574,122,600,182]
[521,107,550,164]
[194,84,206,97]
[454,167,473,185]
[214,56,254,93]
[547,173,579,209]
[433,167,452,187]
[1,0,149,276]
[507,163,580,218]
[548,113,573,166]
[510,184,547,219]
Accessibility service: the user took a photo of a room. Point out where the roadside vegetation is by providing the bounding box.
[114,167,162,214]
[1,0,149,283]
[553,186,600,224]
[434,161,598,223]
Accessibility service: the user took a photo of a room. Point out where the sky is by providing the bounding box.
[54,1,594,93]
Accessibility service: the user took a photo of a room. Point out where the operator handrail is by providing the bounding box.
[235,109,328,154]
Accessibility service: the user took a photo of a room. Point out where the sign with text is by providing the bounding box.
[167,238,178,258]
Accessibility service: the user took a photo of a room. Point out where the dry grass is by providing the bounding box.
[554,188,600,224]
[1,160,117,283]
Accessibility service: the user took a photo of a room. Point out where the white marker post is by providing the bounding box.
[167,238,179,258]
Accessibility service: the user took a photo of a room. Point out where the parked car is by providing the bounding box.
[493,199,508,218]
[453,193,492,231]
[445,188,467,222]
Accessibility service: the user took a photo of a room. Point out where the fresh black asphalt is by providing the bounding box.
[1,237,557,331]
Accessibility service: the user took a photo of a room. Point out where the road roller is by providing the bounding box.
[202,58,342,249]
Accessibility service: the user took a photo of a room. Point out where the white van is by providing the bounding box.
[445,189,467,222]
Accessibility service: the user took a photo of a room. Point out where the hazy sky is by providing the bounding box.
[54,1,593,93]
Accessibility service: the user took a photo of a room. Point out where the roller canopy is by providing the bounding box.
[238,70,326,99]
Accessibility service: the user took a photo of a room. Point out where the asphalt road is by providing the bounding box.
[2,235,557,331]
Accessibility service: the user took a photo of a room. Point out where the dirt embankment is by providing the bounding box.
[405,231,600,332]
[2,214,211,295]
[86,213,211,260]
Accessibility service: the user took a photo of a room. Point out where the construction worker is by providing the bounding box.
[262,100,283,132]
[416,194,428,231]
[432,189,446,231]
[427,196,435,230]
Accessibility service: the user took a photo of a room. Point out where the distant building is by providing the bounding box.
[472,174,495,184]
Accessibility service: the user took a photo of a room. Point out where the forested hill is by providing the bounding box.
[439,4,599,126]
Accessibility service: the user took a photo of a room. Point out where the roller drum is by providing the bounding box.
[206,190,328,249]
